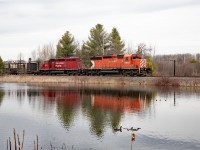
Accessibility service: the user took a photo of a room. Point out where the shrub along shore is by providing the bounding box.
[0,75,200,87]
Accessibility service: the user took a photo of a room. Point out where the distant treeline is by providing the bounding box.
[154,53,200,76]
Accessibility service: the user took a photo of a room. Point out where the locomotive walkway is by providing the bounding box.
[0,75,200,87]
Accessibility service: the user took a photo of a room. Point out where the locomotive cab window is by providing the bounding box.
[132,56,137,59]
[90,57,102,60]
[117,55,124,59]
[67,59,76,61]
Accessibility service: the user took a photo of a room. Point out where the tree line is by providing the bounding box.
[31,24,126,65]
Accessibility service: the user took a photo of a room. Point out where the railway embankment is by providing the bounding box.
[0,75,200,87]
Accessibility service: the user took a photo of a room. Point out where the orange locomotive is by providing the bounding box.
[89,54,151,76]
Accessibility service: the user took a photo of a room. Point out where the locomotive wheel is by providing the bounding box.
[91,71,96,76]
[96,71,100,76]
[130,70,134,76]
[122,70,128,76]
[130,70,137,76]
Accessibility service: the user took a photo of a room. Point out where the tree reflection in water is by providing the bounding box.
[56,90,81,129]
[37,85,155,138]
[40,88,81,129]
[3,83,200,149]
[5,84,155,138]
[0,89,5,106]
[82,94,107,137]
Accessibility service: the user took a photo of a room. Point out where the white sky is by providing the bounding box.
[0,0,200,60]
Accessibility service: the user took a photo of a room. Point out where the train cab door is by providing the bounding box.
[77,58,82,69]
[51,62,55,69]
[49,59,55,70]
[131,54,141,68]
[123,56,130,68]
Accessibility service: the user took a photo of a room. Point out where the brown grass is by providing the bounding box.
[154,77,180,86]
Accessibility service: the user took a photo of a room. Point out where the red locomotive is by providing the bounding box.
[39,54,151,76]
[40,57,82,75]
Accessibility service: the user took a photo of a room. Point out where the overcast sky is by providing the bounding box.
[1,0,200,60]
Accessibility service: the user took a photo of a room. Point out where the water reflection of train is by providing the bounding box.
[41,89,81,106]
[39,88,154,113]
[91,93,147,112]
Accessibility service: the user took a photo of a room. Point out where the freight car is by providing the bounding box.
[4,59,39,74]
[39,54,151,76]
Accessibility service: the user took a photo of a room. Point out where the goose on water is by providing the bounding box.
[113,126,122,132]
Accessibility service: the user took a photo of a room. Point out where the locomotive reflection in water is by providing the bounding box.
[26,86,154,137]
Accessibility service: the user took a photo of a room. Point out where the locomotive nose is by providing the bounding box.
[140,59,146,68]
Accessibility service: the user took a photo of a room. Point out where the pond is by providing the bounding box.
[0,83,200,150]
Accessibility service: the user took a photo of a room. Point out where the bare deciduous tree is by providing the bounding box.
[126,44,135,54]
[31,43,55,61]
[18,52,24,62]
[136,43,152,58]
[154,53,200,76]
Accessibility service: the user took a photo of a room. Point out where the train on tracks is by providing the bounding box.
[4,54,152,76]
[4,59,38,75]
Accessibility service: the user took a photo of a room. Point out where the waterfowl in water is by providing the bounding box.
[131,132,135,141]
[128,127,141,131]
[123,127,129,131]
[114,126,122,132]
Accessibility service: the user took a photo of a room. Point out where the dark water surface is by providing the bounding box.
[0,83,200,150]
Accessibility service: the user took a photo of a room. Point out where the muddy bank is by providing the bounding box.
[0,75,200,87]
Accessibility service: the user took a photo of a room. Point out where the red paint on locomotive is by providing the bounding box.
[40,60,50,70]
[40,57,82,70]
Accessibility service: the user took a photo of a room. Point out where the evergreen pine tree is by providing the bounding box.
[109,27,125,54]
[84,24,110,56]
[0,56,4,74]
[56,31,77,57]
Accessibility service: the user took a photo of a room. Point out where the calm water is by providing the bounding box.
[0,83,200,150]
